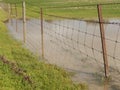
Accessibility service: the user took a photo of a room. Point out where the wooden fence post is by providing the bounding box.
[15,4,18,32]
[8,3,11,23]
[97,4,109,78]
[22,1,26,43]
[10,4,13,25]
[40,8,44,58]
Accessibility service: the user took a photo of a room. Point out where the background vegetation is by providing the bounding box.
[2,0,120,20]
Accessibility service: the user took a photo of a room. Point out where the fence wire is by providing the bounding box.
[6,2,120,90]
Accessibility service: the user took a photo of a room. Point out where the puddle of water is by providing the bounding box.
[6,18,120,90]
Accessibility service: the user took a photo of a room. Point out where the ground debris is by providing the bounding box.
[0,55,34,85]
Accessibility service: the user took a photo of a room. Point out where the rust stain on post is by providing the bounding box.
[97,4,109,78]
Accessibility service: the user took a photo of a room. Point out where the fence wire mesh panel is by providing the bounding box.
[5,2,120,90]
[101,4,120,88]
[42,12,109,90]
[6,3,23,41]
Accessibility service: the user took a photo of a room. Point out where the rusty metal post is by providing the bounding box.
[22,1,26,43]
[40,8,44,58]
[15,4,18,32]
[97,4,109,78]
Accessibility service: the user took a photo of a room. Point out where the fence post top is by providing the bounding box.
[97,4,102,6]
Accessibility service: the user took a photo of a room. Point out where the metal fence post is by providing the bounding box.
[15,4,18,32]
[97,4,109,78]
[22,1,26,43]
[40,8,44,58]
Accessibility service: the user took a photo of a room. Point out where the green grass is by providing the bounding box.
[0,8,7,21]
[0,9,87,90]
[2,0,120,20]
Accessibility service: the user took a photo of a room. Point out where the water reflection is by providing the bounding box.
[6,18,120,90]
[104,80,108,90]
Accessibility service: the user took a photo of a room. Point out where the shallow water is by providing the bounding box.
[6,18,120,90]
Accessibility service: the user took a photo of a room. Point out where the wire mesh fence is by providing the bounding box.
[4,2,120,90]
